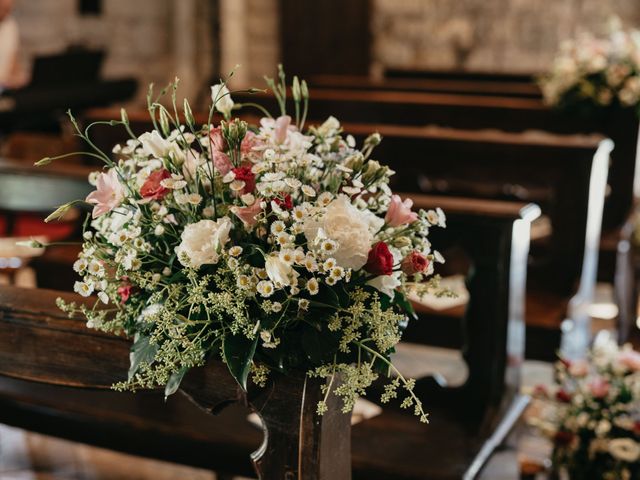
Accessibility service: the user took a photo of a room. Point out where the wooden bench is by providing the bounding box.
[308,73,542,98]
[0,194,537,479]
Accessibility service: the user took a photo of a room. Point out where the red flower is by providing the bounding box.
[231,166,255,194]
[401,251,429,275]
[634,421,640,435]
[140,169,171,200]
[554,430,574,446]
[273,194,293,210]
[365,242,394,276]
[555,389,572,403]
[117,285,132,304]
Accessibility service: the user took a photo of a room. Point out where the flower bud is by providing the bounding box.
[364,132,382,149]
[183,98,194,127]
[301,79,309,99]
[292,76,301,101]
[159,108,170,136]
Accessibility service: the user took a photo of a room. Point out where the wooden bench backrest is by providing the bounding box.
[233,89,638,230]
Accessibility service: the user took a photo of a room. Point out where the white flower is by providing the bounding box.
[74,281,94,297]
[73,258,88,273]
[229,246,243,257]
[211,83,234,118]
[306,277,319,295]
[257,280,275,297]
[367,272,401,298]
[98,292,109,304]
[303,195,374,270]
[302,185,316,197]
[87,260,104,277]
[138,130,174,158]
[154,224,165,236]
[175,217,232,269]
[241,193,256,205]
[608,438,640,463]
[298,299,310,310]
[265,255,296,287]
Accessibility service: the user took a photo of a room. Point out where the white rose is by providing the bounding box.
[175,217,232,268]
[138,130,175,158]
[367,271,402,298]
[211,83,234,118]
[608,438,640,463]
[303,195,373,270]
[265,255,297,287]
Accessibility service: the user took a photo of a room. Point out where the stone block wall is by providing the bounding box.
[12,0,216,105]
[372,0,640,73]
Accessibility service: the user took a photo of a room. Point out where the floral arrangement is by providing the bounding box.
[540,19,640,114]
[529,336,640,479]
[39,68,446,421]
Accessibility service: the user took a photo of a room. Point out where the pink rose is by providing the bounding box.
[231,201,263,229]
[401,251,429,275]
[212,150,232,175]
[385,194,418,227]
[618,349,640,371]
[274,115,291,144]
[209,126,227,152]
[588,377,610,399]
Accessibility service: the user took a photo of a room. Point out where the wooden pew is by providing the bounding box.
[0,195,536,479]
[232,89,636,231]
[231,89,638,341]
[308,73,542,98]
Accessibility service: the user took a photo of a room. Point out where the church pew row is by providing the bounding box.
[82,109,608,357]
[0,193,535,479]
[232,88,636,232]
[308,73,542,98]
[231,89,639,341]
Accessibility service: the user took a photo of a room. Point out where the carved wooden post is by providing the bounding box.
[181,367,352,480]
[249,373,351,480]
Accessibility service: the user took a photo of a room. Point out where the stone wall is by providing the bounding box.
[12,0,216,105]
[372,0,640,73]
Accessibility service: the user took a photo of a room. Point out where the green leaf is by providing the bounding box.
[164,367,188,399]
[223,334,258,391]
[128,333,158,380]
[301,326,337,365]
[314,284,340,308]
[394,290,418,320]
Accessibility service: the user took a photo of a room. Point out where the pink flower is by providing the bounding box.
[117,285,131,304]
[568,359,589,377]
[274,115,291,144]
[212,150,232,175]
[241,131,262,155]
[618,349,640,371]
[385,194,418,227]
[231,201,263,229]
[209,126,227,151]
[588,377,610,399]
[401,251,429,275]
[86,169,125,218]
